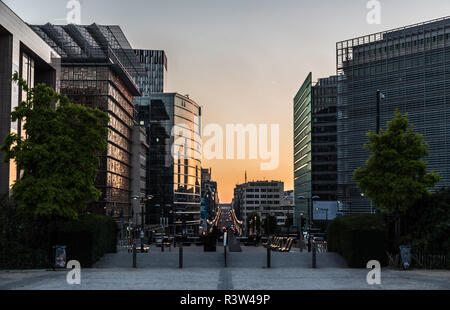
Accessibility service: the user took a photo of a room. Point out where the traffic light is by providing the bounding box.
[301,217,306,231]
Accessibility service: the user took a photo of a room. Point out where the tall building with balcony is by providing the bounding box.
[136,93,202,234]
[336,17,450,214]
[31,23,145,218]
[0,1,60,196]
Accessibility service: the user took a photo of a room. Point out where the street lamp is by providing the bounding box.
[298,195,320,231]
[132,194,153,252]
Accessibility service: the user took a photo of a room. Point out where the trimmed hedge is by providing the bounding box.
[327,214,388,268]
[55,214,118,267]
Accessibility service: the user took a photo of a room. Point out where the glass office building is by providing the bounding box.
[293,73,312,227]
[336,17,450,213]
[137,93,202,233]
[0,2,60,196]
[294,73,338,228]
[311,76,338,202]
[31,23,145,218]
[134,49,167,96]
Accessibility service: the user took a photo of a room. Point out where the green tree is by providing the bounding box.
[354,109,440,214]
[1,73,109,221]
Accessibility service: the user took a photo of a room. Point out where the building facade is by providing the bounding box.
[136,93,202,233]
[336,17,450,213]
[201,168,219,221]
[130,125,148,229]
[31,23,145,218]
[134,49,167,97]
[0,1,60,196]
[232,181,287,231]
[311,76,338,202]
[293,73,312,227]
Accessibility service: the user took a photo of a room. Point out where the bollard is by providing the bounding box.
[224,246,227,268]
[179,246,183,269]
[161,241,164,252]
[312,243,317,269]
[132,244,137,268]
[267,247,271,268]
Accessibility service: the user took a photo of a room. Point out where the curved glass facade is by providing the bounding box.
[137,93,202,228]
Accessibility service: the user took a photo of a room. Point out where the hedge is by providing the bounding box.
[55,214,118,267]
[327,214,388,268]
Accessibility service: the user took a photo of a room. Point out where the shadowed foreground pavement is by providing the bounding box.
[1,246,449,290]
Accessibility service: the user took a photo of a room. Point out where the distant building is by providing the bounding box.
[0,1,61,195]
[201,168,219,220]
[31,23,145,218]
[232,180,290,231]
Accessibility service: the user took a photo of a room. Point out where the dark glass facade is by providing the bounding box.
[293,73,312,227]
[134,50,167,96]
[336,17,450,213]
[31,23,144,218]
[311,76,338,202]
[137,93,202,231]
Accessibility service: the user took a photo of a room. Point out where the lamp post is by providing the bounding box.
[298,195,320,231]
[132,194,153,253]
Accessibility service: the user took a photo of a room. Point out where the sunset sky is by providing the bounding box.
[5,0,450,203]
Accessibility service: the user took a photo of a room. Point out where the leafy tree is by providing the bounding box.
[354,109,440,214]
[1,74,109,221]
[401,188,450,253]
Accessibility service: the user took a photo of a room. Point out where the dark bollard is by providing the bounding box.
[224,246,227,268]
[179,246,183,269]
[132,244,137,268]
[312,243,317,269]
[161,241,164,252]
[267,247,271,268]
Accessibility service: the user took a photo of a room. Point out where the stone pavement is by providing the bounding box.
[1,246,449,290]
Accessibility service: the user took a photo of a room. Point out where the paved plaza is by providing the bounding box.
[1,246,449,290]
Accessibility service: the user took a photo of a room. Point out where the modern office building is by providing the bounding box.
[134,49,167,98]
[31,23,145,218]
[231,181,287,231]
[0,1,61,196]
[336,17,450,213]
[293,73,312,227]
[311,75,338,202]
[294,73,338,229]
[136,93,202,234]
